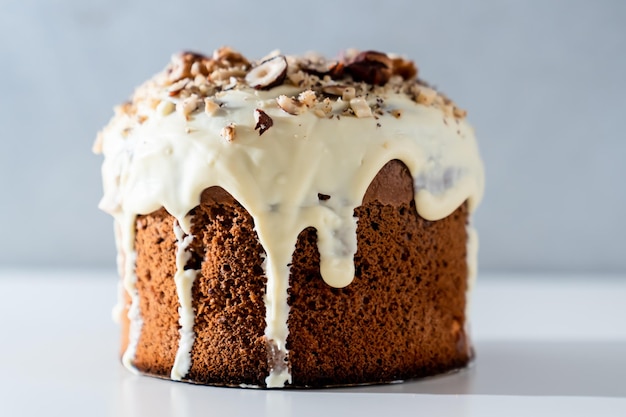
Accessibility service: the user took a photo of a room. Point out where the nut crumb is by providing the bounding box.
[276,95,306,115]
[157,100,175,116]
[254,109,273,136]
[345,51,392,85]
[317,193,331,201]
[298,90,317,107]
[177,95,200,119]
[204,98,220,115]
[350,97,373,118]
[389,109,402,119]
[341,87,356,101]
[168,78,189,96]
[220,123,236,142]
[415,87,437,105]
[453,107,467,118]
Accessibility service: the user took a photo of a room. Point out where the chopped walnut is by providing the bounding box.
[220,123,236,141]
[350,98,373,118]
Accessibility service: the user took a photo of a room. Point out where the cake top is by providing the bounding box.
[93,47,467,152]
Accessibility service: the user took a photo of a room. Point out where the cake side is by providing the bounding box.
[287,161,470,386]
[124,160,471,387]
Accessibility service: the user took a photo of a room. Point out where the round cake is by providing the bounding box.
[94,47,484,388]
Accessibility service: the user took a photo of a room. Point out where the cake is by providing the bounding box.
[94,47,484,388]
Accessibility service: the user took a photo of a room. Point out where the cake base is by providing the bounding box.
[120,160,472,388]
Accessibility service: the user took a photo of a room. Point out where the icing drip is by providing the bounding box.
[465,224,479,314]
[171,218,198,381]
[119,214,142,373]
[98,83,484,388]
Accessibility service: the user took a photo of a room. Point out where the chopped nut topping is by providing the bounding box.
[168,51,210,83]
[114,101,133,117]
[298,90,317,107]
[254,109,273,136]
[157,100,175,116]
[220,123,236,142]
[389,109,402,119]
[168,78,189,96]
[245,55,288,90]
[350,97,373,118]
[213,46,250,69]
[415,86,438,105]
[109,46,468,135]
[321,84,348,97]
[391,57,417,80]
[442,103,455,117]
[209,67,247,82]
[177,95,200,119]
[341,87,356,101]
[453,107,467,118]
[345,51,392,85]
[287,70,306,86]
[276,95,306,115]
[204,98,220,116]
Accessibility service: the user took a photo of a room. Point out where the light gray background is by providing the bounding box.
[0,0,624,272]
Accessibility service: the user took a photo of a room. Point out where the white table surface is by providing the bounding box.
[0,270,624,417]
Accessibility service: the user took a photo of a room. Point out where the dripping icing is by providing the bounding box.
[119,214,142,373]
[171,218,198,381]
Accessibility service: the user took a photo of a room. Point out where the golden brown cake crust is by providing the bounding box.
[125,160,470,387]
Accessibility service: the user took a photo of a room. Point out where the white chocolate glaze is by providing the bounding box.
[117,215,142,373]
[98,58,484,387]
[171,218,198,380]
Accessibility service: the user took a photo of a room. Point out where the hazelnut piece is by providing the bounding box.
[245,55,288,90]
[254,109,274,136]
[276,95,306,115]
[345,51,392,85]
